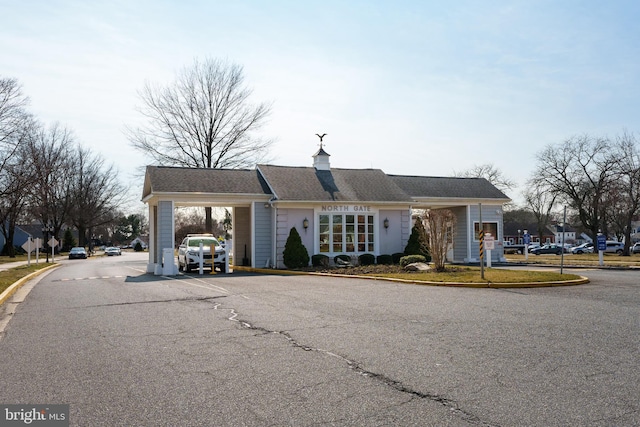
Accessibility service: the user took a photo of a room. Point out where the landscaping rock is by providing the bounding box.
[404,262,431,272]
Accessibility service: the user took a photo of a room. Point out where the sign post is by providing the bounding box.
[21,238,32,266]
[485,233,495,268]
[523,231,530,261]
[35,238,41,263]
[479,203,484,279]
[597,234,606,266]
[48,237,59,263]
[21,237,43,266]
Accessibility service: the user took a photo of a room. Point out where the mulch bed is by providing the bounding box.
[299,264,463,275]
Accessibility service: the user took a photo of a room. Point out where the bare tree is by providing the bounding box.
[523,181,557,243]
[1,77,31,179]
[126,57,273,231]
[0,123,36,256]
[455,163,516,196]
[606,131,640,254]
[24,122,77,243]
[420,209,456,272]
[68,146,126,248]
[533,135,617,239]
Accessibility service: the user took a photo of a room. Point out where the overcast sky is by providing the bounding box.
[2,0,639,210]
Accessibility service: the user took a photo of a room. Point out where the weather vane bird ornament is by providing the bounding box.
[315,133,327,148]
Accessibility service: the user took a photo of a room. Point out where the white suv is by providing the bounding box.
[603,241,624,254]
[178,234,227,273]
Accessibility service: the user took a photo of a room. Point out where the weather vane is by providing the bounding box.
[315,133,327,148]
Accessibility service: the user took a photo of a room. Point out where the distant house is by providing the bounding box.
[0,224,32,253]
[130,236,149,249]
[502,223,555,245]
[548,224,576,245]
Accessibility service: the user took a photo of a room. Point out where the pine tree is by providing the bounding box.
[283,227,309,268]
[404,219,430,259]
[62,228,77,252]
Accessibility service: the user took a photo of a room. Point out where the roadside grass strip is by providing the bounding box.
[0,264,59,305]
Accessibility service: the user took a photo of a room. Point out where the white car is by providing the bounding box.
[178,234,227,273]
[570,242,594,254]
[527,243,541,251]
[104,246,122,256]
[603,241,624,254]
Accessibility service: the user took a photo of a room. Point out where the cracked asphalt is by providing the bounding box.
[0,253,638,426]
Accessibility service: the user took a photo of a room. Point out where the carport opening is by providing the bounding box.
[171,205,252,272]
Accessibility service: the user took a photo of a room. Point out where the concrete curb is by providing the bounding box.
[0,264,60,306]
[232,266,591,288]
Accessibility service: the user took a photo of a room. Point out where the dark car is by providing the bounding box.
[530,244,563,255]
[68,247,88,259]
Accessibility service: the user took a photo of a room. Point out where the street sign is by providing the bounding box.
[597,234,606,252]
[48,237,59,248]
[21,238,33,253]
[523,233,530,245]
[485,235,495,250]
[21,238,43,252]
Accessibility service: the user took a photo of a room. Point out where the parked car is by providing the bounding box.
[603,241,624,254]
[632,242,640,254]
[571,242,594,254]
[68,247,88,259]
[178,234,227,273]
[104,246,122,256]
[530,244,563,255]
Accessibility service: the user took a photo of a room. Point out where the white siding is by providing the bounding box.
[157,201,174,263]
[253,202,272,268]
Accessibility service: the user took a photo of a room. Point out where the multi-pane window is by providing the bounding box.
[473,222,498,241]
[319,214,374,253]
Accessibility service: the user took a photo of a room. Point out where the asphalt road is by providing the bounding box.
[0,253,638,426]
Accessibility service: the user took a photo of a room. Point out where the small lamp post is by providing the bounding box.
[42,224,53,263]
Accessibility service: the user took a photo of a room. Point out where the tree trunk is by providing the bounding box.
[1,227,16,257]
[205,207,213,234]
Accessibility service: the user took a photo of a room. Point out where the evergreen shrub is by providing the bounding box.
[312,254,330,268]
[400,255,427,267]
[283,227,309,268]
[392,252,405,264]
[404,220,431,261]
[358,253,375,265]
[376,254,393,265]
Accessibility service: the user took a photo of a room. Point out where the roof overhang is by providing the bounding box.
[409,197,512,209]
[143,192,272,207]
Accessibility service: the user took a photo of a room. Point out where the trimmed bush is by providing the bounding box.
[400,255,427,267]
[134,242,143,252]
[312,254,330,268]
[405,220,430,260]
[334,254,351,264]
[377,254,393,265]
[283,227,310,268]
[392,252,405,264]
[359,253,375,265]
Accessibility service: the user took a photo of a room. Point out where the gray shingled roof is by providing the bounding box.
[143,166,272,198]
[390,175,510,200]
[258,165,413,202]
[143,165,510,203]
